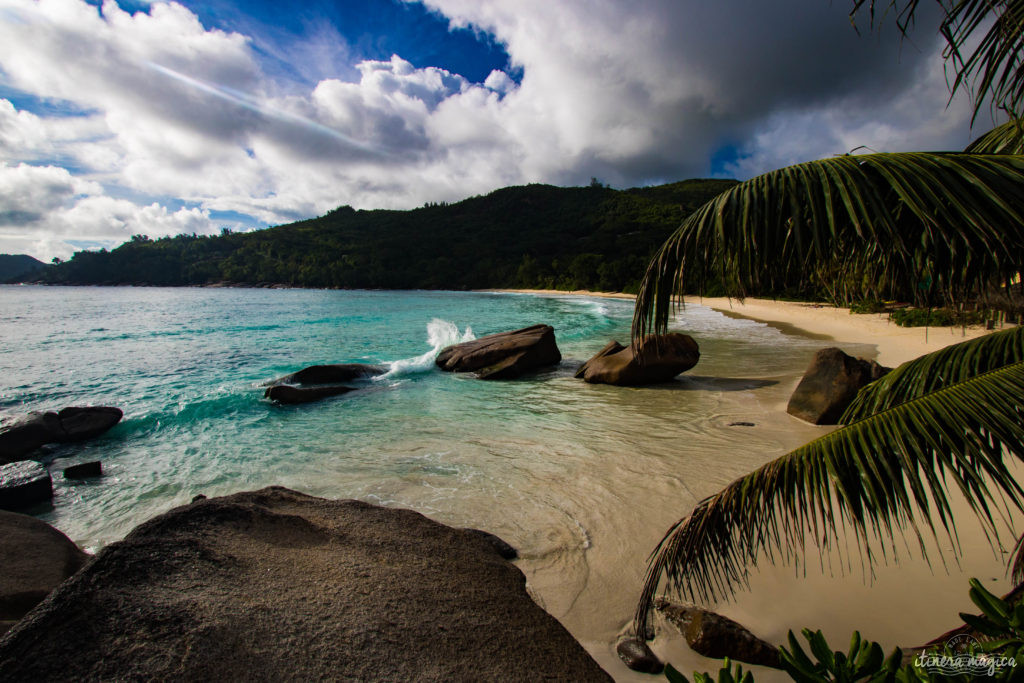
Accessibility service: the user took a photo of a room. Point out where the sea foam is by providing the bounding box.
[381,318,475,377]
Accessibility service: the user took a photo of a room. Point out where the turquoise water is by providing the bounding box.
[0,285,873,664]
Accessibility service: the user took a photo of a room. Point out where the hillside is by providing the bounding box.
[34,179,737,292]
[0,254,47,283]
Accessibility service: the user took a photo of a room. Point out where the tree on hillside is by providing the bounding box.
[630,0,1024,646]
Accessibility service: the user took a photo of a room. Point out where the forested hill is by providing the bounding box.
[0,254,46,282]
[33,179,736,292]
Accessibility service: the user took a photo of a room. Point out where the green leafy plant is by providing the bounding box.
[780,629,902,682]
[665,659,754,683]
[889,308,957,328]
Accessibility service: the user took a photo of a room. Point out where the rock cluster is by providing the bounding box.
[0,487,610,681]
[786,347,890,424]
[436,324,562,379]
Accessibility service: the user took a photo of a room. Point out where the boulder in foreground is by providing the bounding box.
[0,407,123,463]
[0,487,611,682]
[786,347,889,425]
[0,461,53,511]
[264,364,385,404]
[0,511,88,636]
[656,598,781,669]
[436,324,562,379]
[575,334,700,385]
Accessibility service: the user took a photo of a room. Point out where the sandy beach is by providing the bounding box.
[494,289,1018,681]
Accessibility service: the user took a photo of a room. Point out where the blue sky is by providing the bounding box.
[0,0,987,259]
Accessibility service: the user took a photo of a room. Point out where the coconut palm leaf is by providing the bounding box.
[850,0,1024,121]
[632,152,1024,340]
[633,360,1024,639]
[966,121,1024,154]
[842,325,1024,422]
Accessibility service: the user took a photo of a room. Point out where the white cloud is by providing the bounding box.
[0,0,992,259]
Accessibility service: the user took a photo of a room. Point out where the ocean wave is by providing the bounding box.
[380,318,475,378]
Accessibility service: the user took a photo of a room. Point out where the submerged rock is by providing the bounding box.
[0,487,610,681]
[0,511,88,635]
[616,638,663,674]
[0,407,123,463]
[656,598,781,668]
[575,334,700,385]
[436,324,561,379]
[264,384,357,404]
[0,461,53,511]
[269,363,386,386]
[786,347,889,425]
[62,461,103,479]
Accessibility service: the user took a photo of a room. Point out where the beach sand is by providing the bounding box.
[492,289,1019,682]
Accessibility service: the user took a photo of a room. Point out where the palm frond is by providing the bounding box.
[966,121,1024,154]
[850,1,1024,121]
[842,326,1024,422]
[632,152,1024,340]
[634,361,1024,639]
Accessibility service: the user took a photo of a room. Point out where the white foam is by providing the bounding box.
[381,318,475,377]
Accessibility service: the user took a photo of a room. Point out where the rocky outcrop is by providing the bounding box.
[656,598,781,668]
[575,334,700,385]
[0,407,123,463]
[436,325,562,379]
[0,511,88,635]
[0,487,611,681]
[264,363,385,404]
[62,461,103,479]
[0,461,53,511]
[786,348,890,425]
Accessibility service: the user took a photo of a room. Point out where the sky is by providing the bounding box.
[0,0,999,260]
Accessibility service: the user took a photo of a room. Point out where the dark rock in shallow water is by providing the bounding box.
[0,407,122,463]
[264,384,357,404]
[0,487,610,681]
[786,347,890,425]
[62,461,102,479]
[435,324,561,379]
[271,363,386,386]
[656,598,781,668]
[576,334,700,385]
[0,461,53,511]
[616,638,663,673]
[462,528,517,560]
[0,511,87,628]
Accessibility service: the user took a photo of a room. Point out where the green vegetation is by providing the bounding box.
[32,180,735,292]
[0,254,46,282]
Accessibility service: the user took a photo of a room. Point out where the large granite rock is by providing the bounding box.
[0,487,611,681]
[0,511,88,635]
[264,384,357,404]
[575,334,700,385]
[0,461,53,511]
[0,407,122,463]
[786,348,890,425]
[656,599,781,668]
[435,324,562,379]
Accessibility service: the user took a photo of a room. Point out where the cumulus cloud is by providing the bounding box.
[0,0,991,260]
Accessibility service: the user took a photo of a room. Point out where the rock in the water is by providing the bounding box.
[271,363,386,386]
[462,528,517,560]
[0,407,122,463]
[0,511,87,628]
[0,487,611,681]
[786,347,890,425]
[264,384,357,404]
[576,334,700,385]
[63,461,103,479]
[436,324,561,379]
[656,599,781,668]
[616,638,664,674]
[0,461,53,511]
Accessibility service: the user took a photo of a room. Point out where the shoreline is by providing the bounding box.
[489,289,997,367]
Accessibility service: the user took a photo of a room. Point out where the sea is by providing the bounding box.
[0,285,873,676]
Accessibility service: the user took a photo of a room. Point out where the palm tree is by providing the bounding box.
[630,0,1024,639]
